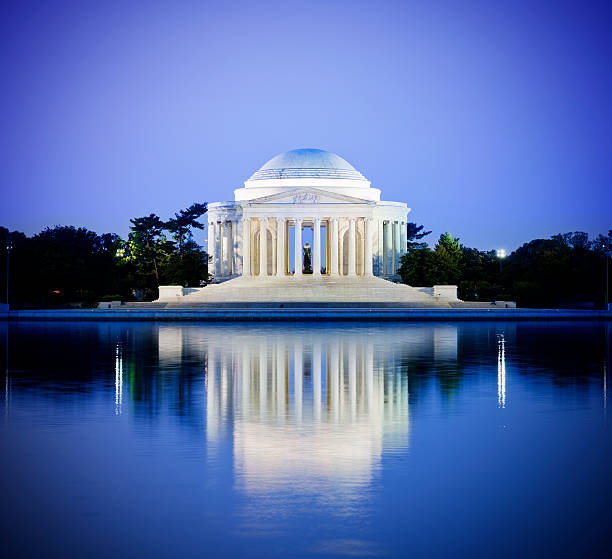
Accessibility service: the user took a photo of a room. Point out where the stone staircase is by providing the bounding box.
[155,276,457,307]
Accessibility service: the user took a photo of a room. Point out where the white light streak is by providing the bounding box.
[497,334,506,408]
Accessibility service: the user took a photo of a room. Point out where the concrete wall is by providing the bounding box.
[433,285,458,300]
[157,286,184,300]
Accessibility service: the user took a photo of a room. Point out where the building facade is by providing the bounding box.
[206,148,409,280]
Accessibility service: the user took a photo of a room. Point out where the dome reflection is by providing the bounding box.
[156,325,459,498]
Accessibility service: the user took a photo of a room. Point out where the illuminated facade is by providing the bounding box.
[157,149,460,304]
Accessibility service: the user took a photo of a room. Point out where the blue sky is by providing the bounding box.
[1,0,610,250]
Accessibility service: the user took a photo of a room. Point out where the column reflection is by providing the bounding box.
[200,326,458,499]
[153,325,460,500]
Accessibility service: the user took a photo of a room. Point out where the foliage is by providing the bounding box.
[127,214,168,288]
[398,232,463,287]
[1,225,128,306]
[406,222,431,250]
[398,227,611,307]
[164,203,207,256]
[0,202,209,307]
[125,203,209,297]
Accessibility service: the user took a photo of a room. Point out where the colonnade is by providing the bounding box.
[206,335,410,431]
[208,216,408,279]
[208,219,236,277]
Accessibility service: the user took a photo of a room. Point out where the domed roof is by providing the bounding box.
[248,148,368,182]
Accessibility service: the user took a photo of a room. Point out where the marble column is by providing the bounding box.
[313,218,321,276]
[330,218,339,276]
[348,217,356,276]
[392,220,400,274]
[242,218,251,276]
[272,227,277,276]
[218,222,224,277]
[383,221,391,276]
[226,221,233,276]
[208,221,216,278]
[400,221,407,260]
[377,220,384,276]
[260,217,268,277]
[365,218,373,276]
[276,218,284,277]
[294,218,302,277]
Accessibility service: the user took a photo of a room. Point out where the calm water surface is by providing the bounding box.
[1,321,610,558]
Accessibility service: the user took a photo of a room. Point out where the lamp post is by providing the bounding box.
[6,239,11,306]
[496,249,506,273]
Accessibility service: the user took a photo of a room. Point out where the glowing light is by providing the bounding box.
[496,249,506,259]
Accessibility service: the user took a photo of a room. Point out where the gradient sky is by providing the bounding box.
[1,0,610,250]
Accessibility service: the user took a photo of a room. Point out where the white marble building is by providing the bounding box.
[157,148,461,304]
[207,148,407,280]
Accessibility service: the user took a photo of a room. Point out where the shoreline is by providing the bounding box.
[1,308,611,321]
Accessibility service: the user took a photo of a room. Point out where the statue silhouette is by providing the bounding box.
[303,242,312,274]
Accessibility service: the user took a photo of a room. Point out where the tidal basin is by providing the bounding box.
[1,321,611,558]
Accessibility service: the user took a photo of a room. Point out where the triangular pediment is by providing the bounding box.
[244,187,375,205]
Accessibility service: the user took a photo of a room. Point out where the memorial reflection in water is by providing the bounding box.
[5,321,611,559]
[157,324,461,497]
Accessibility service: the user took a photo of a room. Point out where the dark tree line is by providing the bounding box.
[0,203,208,308]
[1,209,609,308]
[399,225,612,308]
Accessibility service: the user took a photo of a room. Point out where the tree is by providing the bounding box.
[0,226,130,306]
[432,232,463,284]
[161,239,208,287]
[406,222,431,250]
[164,203,207,258]
[398,245,435,286]
[127,214,168,288]
[159,203,209,287]
[399,232,463,288]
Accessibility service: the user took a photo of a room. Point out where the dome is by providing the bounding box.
[248,148,368,182]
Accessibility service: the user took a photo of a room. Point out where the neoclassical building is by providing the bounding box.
[207,148,408,280]
[157,148,461,305]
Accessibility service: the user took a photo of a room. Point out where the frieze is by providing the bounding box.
[292,192,320,204]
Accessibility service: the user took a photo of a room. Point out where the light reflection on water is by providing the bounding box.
[1,321,611,558]
[199,326,417,506]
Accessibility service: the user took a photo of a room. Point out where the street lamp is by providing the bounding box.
[496,249,506,273]
[6,239,12,306]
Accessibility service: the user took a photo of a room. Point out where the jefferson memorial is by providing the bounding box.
[158,148,460,305]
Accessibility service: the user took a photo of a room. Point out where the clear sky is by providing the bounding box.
[1,0,610,250]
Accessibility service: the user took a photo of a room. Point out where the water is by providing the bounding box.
[0,321,610,558]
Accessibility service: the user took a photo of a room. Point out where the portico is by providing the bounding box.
[209,214,407,279]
